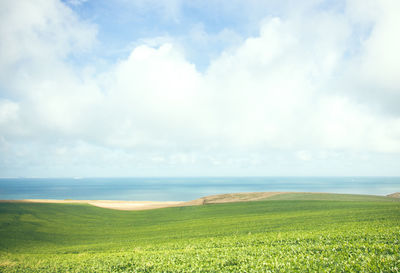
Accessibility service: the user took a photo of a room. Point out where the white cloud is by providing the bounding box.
[1,0,400,176]
[0,100,19,124]
[343,0,400,115]
[0,0,97,82]
[296,151,312,161]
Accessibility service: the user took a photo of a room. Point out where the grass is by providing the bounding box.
[0,193,399,272]
[265,192,399,201]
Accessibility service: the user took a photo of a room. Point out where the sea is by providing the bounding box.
[0,177,399,201]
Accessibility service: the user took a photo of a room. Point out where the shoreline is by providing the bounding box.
[0,192,289,210]
[0,199,185,210]
[1,191,398,210]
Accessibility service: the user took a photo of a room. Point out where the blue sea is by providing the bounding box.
[0,177,399,201]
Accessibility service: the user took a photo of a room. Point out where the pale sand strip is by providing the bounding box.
[87,201,183,210]
[2,199,184,211]
[1,192,290,211]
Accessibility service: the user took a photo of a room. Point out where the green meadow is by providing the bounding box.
[1,193,399,272]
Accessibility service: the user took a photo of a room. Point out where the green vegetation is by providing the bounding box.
[1,193,400,272]
[266,192,399,201]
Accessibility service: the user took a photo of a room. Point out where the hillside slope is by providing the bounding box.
[184,192,398,205]
[387,192,400,198]
[1,198,399,272]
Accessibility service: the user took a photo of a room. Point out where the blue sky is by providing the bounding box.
[0,0,400,177]
[63,0,278,69]
[63,0,348,70]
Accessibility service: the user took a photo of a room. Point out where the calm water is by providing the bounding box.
[0,177,399,201]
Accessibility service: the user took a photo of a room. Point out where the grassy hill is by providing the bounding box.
[187,192,399,204]
[387,192,400,198]
[1,193,399,272]
[264,192,400,201]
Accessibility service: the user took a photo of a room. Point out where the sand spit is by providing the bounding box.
[88,201,183,210]
[1,192,290,210]
[1,199,184,211]
[1,192,398,210]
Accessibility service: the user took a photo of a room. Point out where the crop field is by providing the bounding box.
[0,193,399,272]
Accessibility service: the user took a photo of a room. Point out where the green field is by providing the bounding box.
[1,193,400,272]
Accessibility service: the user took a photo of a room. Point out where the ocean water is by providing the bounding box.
[0,177,399,201]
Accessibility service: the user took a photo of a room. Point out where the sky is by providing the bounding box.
[0,0,400,177]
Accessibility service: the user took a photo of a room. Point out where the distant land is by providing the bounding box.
[387,192,400,198]
[1,177,400,201]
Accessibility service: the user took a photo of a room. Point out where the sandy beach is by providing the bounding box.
[1,192,398,210]
[0,192,289,210]
[1,199,185,211]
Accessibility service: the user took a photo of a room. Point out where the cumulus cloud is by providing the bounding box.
[343,0,400,115]
[1,0,400,176]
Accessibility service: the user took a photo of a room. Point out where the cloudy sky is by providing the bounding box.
[0,0,400,177]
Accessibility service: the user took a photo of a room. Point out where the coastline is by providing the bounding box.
[1,191,398,211]
[0,192,289,210]
[0,199,185,210]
